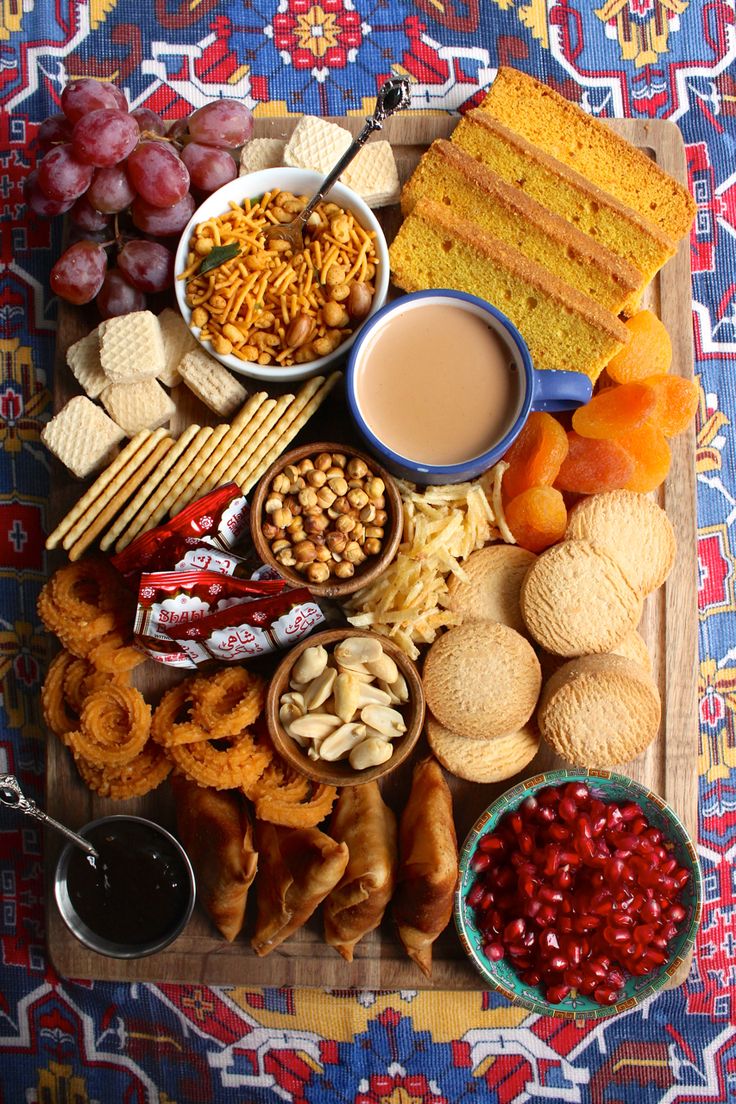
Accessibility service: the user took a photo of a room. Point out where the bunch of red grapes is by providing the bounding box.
[29,79,253,317]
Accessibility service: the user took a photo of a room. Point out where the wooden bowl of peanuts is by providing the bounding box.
[174,167,390,383]
[250,441,403,600]
[266,628,425,787]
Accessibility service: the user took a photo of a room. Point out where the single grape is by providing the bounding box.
[87,166,136,213]
[130,192,195,236]
[166,117,190,143]
[131,107,167,136]
[37,144,94,201]
[72,108,139,167]
[68,225,111,246]
[70,196,112,232]
[61,78,127,123]
[25,171,75,217]
[37,114,73,151]
[96,269,146,317]
[118,240,174,292]
[188,100,253,148]
[181,141,237,194]
[126,141,190,207]
[50,241,107,305]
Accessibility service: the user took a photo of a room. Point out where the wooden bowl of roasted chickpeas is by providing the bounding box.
[249,441,403,599]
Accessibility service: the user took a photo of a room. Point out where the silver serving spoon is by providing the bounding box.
[0,774,99,858]
[263,76,412,251]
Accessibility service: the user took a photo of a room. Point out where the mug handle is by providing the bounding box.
[530,369,592,412]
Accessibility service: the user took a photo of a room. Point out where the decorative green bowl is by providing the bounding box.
[454,768,702,1019]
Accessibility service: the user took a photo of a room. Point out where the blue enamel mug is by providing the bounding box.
[346,290,593,485]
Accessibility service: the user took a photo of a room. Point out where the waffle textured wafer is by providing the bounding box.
[104,425,202,551]
[101,377,176,435]
[41,396,125,479]
[66,329,107,399]
[158,307,199,387]
[239,138,286,174]
[343,141,400,207]
[284,116,352,174]
[99,310,165,383]
[178,348,248,418]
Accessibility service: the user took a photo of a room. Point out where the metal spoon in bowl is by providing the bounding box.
[0,773,99,858]
[262,76,412,251]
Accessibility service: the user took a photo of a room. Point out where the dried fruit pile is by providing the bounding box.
[502,310,699,551]
[465,781,691,1006]
[31,78,253,317]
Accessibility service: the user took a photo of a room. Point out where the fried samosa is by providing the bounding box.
[172,776,258,942]
[393,756,458,977]
[252,822,348,957]
[324,782,398,961]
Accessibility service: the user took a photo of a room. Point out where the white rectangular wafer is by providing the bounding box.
[66,329,107,398]
[158,307,199,387]
[284,116,352,174]
[104,424,202,551]
[99,310,166,383]
[101,377,176,436]
[178,348,248,418]
[41,396,125,479]
[343,140,400,208]
[240,138,286,174]
[61,428,170,552]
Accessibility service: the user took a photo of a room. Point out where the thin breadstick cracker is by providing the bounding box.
[102,424,202,551]
[232,390,269,432]
[233,376,324,487]
[60,429,169,551]
[46,430,154,550]
[166,391,269,514]
[241,372,341,492]
[115,426,215,547]
[68,436,175,561]
[144,424,231,532]
[223,393,296,486]
[199,397,276,495]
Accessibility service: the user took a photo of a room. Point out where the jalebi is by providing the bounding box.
[66,683,151,767]
[190,667,266,738]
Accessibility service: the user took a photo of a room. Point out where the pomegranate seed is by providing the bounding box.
[640,898,661,922]
[607,968,625,988]
[483,941,505,961]
[558,916,573,934]
[471,852,491,874]
[603,926,630,946]
[548,823,570,842]
[540,886,564,905]
[667,904,687,923]
[544,845,561,876]
[504,918,526,943]
[619,803,642,822]
[480,890,495,911]
[536,805,556,824]
[548,954,569,972]
[631,817,648,836]
[467,882,485,908]
[564,781,590,804]
[477,833,504,854]
[537,786,561,807]
[535,905,557,928]
[546,984,571,1004]
[575,813,593,839]
[539,929,560,955]
[521,796,538,816]
[593,986,620,1005]
[661,857,678,875]
[573,914,601,933]
[508,811,523,834]
[564,968,584,988]
[559,796,577,823]
[521,969,541,986]
[673,868,690,890]
[519,831,535,855]
[556,868,572,890]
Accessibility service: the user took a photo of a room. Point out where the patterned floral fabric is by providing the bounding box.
[2,2,736,1101]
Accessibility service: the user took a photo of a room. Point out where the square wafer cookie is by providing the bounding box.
[157,307,199,387]
[41,396,124,478]
[101,377,176,435]
[284,116,352,174]
[240,138,286,174]
[343,140,400,208]
[66,329,107,398]
[99,310,165,383]
[178,348,247,418]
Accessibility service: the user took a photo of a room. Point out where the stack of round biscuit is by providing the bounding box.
[421,491,675,778]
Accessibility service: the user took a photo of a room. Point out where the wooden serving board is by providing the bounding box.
[45,116,696,989]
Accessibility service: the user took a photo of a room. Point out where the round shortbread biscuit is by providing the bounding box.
[609,628,652,674]
[520,539,641,657]
[445,545,537,635]
[422,622,541,740]
[566,490,676,596]
[538,653,661,767]
[426,713,540,782]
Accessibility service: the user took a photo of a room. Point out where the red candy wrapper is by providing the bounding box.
[135,570,324,667]
[112,483,249,581]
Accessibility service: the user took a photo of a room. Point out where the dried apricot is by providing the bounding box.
[620,424,671,493]
[554,432,635,494]
[572,382,657,440]
[606,310,673,384]
[641,374,699,437]
[506,486,567,553]
[502,412,569,500]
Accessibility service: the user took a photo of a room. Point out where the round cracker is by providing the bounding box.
[422,622,541,740]
[538,653,660,768]
[566,490,675,596]
[609,628,652,673]
[426,713,539,782]
[445,545,537,634]
[520,539,640,657]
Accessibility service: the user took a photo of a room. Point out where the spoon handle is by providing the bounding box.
[299,76,412,227]
[0,774,98,857]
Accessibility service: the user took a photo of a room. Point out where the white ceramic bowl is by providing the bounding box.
[174,167,390,383]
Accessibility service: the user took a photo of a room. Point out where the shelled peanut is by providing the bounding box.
[262,451,389,584]
[279,636,409,769]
